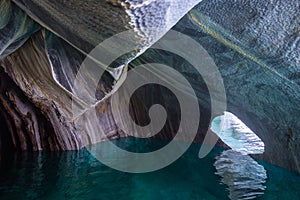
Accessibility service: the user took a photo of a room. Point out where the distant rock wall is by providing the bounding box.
[175,0,300,171]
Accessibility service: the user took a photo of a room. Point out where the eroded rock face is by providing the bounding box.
[0,31,138,151]
[12,0,201,54]
[0,0,202,152]
[173,0,300,171]
[0,67,60,151]
[1,32,81,150]
[0,0,40,58]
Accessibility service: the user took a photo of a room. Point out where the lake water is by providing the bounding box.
[0,138,299,200]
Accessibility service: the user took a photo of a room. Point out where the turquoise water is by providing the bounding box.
[0,138,299,200]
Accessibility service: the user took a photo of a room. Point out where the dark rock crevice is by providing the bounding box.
[0,103,15,154]
[0,66,61,151]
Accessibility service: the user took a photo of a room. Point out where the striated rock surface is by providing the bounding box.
[1,32,81,150]
[0,0,202,151]
[184,0,300,172]
[12,0,201,53]
[0,66,62,151]
[0,0,40,58]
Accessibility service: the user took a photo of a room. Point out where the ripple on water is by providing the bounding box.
[214,150,267,200]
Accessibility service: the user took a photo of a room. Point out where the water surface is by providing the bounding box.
[0,138,299,199]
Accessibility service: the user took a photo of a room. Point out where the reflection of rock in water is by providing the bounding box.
[214,150,267,200]
[212,113,267,199]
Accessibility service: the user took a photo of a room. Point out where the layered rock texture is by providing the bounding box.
[0,0,299,172]
[0,0,203,151]
[184,0,300,172]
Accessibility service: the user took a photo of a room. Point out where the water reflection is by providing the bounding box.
[211,112,267,199]
[0,139,300,199]
[214,150,267,200]
[0,142,228,200]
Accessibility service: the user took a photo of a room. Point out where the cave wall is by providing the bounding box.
[0,31,129,151]
[0,0,299,173]
[172,0,300,171]
[0,67,59,151]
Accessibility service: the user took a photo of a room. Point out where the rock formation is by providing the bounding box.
[0,0,299,172]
